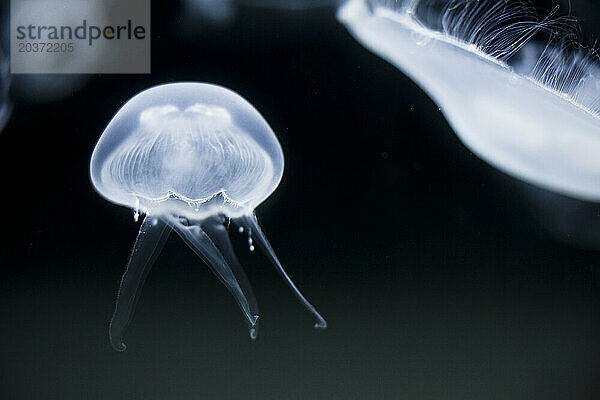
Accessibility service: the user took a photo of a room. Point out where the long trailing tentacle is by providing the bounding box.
[241,213,327,329]
[164,214,260,339]
[109,215,172,352]
[200,216,260,333]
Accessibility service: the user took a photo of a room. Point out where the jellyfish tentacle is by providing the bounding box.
[165,214,260,339]
[200,216,260,321]
[241,213,327,329]
[109,215,172,352]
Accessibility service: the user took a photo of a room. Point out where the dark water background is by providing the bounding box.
[0,1,599,398]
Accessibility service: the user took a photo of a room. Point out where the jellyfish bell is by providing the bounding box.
[90,82,326,351]
[338,0,600,202]
[91,83,282,220]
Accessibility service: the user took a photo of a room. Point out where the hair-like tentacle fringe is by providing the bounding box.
[366,0,600,119]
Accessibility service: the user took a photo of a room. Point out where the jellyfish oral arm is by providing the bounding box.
[241,214,327,329]
[109,215,172,352]
[164,214,260,339]
[109,209,325,351]
[199,216,260,337]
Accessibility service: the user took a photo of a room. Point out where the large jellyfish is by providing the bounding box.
[338,0,600,201]
[90,82,326,351]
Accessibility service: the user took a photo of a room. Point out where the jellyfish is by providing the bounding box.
[90,82,327,351]
[239,0,342,11]
[181,0,237,27]
[338,0,600,202]
[6,0,112,102]
[179,0,340,29]
[0,1,9,132]
[0,49,10,132]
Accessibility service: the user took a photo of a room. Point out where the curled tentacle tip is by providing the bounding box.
[248,314,259,340]
[111,341,127,352]
[314,320,327,329]
[249,327,258,340]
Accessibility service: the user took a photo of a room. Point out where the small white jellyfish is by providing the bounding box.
[90,82,326,351]
[338,0,600,201]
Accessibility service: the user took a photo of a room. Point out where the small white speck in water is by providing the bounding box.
[133,197,140,222]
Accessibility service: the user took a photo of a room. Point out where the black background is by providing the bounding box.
[0,1,599,398]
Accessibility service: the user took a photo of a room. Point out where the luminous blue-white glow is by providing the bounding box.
[338,0,600,201]
[90,82,326,351]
